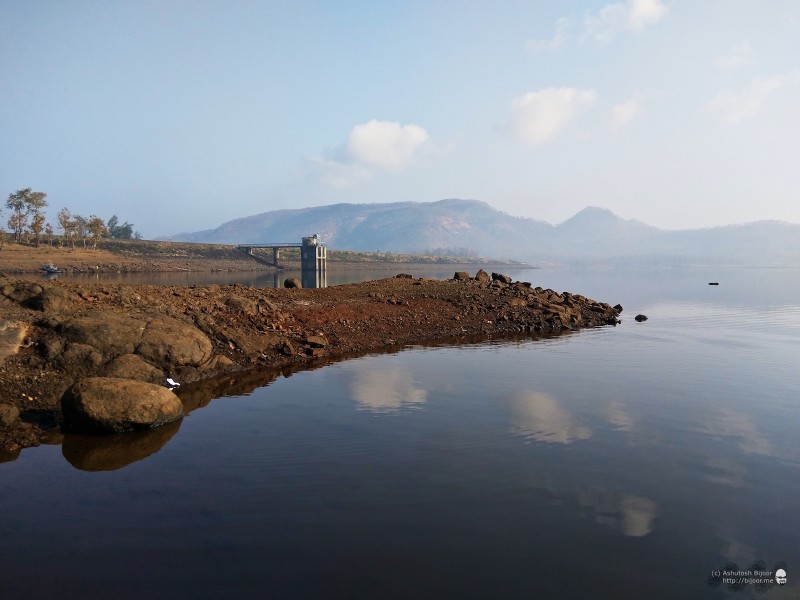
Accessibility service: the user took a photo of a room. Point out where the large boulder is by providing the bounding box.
[453,272,470,281]
[30,286,75,312]
[61,377,183,433]
[104,354,164,384]
[59,312,147,356]
[136,318,213,368]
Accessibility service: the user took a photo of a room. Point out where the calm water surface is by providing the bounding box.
[1,268,798,599]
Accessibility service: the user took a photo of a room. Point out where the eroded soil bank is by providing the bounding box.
[0,271,621,458]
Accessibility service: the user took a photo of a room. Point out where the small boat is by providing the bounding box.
[40,263,60,273]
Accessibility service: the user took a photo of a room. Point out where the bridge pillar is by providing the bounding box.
[273,247,280,267]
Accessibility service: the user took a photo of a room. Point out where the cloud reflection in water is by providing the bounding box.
[350,367,427,412]
[506,391,592,444]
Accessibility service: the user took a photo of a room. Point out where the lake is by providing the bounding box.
[1,267,798,599]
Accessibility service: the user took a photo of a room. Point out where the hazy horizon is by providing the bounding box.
[2,1,799,238]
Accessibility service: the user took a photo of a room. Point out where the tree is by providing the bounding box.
[86,215,107,248]
[45,223,54,246]
[73,215,88,247]
[106,214,136,239]
[6,188,47,243]
[58,207,73,247]
[29,212,46,247]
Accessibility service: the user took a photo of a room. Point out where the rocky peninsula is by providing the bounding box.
[0,269,621,459]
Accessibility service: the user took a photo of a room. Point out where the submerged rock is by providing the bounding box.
[635,314,648,322]
[61,377,183,434]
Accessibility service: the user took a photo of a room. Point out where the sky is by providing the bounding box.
[1,0,799,238]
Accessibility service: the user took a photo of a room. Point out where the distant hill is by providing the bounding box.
[171,200,800,266]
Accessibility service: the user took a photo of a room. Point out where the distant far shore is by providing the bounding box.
[0,238,531,275]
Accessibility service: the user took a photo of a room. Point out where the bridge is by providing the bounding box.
[236,243,303,268]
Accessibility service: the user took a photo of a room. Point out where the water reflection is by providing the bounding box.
[707,408,773,456]
[62,420,182,471]
[351,367,427,412]
[505,391,592,443]
[578,487,659,537]
[605,400,635,432]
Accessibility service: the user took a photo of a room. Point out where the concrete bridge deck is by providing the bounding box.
[236,243,303,268]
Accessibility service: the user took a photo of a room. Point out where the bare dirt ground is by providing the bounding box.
[0,243,619,460]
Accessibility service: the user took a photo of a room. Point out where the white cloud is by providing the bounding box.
[510,87,597,144]
[346,120,429,169]
[583,0,668,44]
[715,41,754,74]
[310,119,429,187]
[627,0,668,32]
[526,17,569,56]
[708,74,789,124]
[611,95,643,127]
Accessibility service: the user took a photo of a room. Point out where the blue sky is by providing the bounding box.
[2,0,799,238]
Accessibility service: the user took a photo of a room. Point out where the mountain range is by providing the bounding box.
[171,199,800,266]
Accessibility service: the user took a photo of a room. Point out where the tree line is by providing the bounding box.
[3,188,141,249]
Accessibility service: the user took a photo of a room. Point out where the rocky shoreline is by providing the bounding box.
[0,270,621,459]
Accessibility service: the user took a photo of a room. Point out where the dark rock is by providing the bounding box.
[635,314,648,322]
[62,343,105,369]
[474,269,491,283]
[30,286,75,312]
[394,273,413,279]
[453,272,470,281]
[0,403,20,427]
[284,278,301,288]
[613,304,623,314]
[61,377,183,434]
[492,272,513,285]
[1,282,43,305]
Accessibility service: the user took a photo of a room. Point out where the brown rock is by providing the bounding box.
[453,272,470,281]
[31,286,75,312]
[0,319,29,364]
[0,403,20,427]
[61,377,183,433]
[104,354,164,384]
[136,318,213,368]
[474,269,490,283]
[303,334,328,348]
[60,312,147,356]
